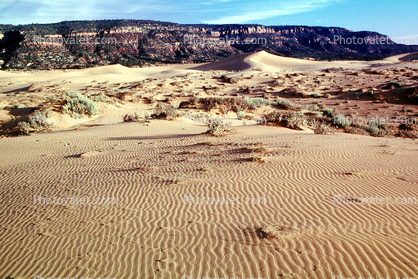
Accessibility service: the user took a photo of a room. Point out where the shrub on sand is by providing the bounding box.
[205,116,230,136]
[62,93,98,116]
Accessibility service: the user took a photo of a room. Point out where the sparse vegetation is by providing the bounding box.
[364,120,386,136]
[384,81,403,89]
[248,150,262,162]
[151,102,179,120]
[221,75,238,84]
[171,173,184,184]
[205,116,230,136]
[321,108,334,117]
[237,111,246,120]
[314,123,336,134]
[18,110,54,135]
[276,98,294,109]
[305,105,320,111]
[123,113,141,122]
[245,98,274,109]
[264,111,308,130]
[9,104,27,109]
[332,114,350,128]
[62,92,98,117]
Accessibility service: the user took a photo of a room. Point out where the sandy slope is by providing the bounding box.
[0,121,417,278]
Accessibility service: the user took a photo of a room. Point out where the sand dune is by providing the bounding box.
[0,51,417,278]
[195,51,418,72]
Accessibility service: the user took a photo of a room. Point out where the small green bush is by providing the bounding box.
[62,93,98,116]
[364,119,387,136]
[364,123,380,136]
[237,111,246,120]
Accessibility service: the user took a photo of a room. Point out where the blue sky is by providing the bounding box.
[0,0,417,44]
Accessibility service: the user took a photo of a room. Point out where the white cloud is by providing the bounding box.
[203,0,339,24]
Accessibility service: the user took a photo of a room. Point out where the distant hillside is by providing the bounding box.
[0,20,417,70]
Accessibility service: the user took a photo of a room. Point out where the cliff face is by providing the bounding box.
[0,20,417,70]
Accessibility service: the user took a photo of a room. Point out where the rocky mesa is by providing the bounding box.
[1,20,417,70]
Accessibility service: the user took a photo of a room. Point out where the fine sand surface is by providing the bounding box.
[0,121,417,278]
[0,52,418,278]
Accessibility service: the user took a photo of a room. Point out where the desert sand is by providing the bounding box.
[0,52,417,279]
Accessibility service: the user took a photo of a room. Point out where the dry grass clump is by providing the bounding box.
[181,97,277,114]
[263,111,308,130]
[123,113,143,122]
[332,114,350,128]
[384,81,403,89]
[364,120,387,136]
[220,75,238,84]
[247,150,262,162]
[257,224,294,239]
[151,102,179,120]
[314,123,336,135]
[263,109,337,134]
[18,110,54,135]
[205,116,230,136]
[321,107,334,117]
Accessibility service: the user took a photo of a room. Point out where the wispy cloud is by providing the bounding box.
[204,0,339,24]
[0,0,167,24]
